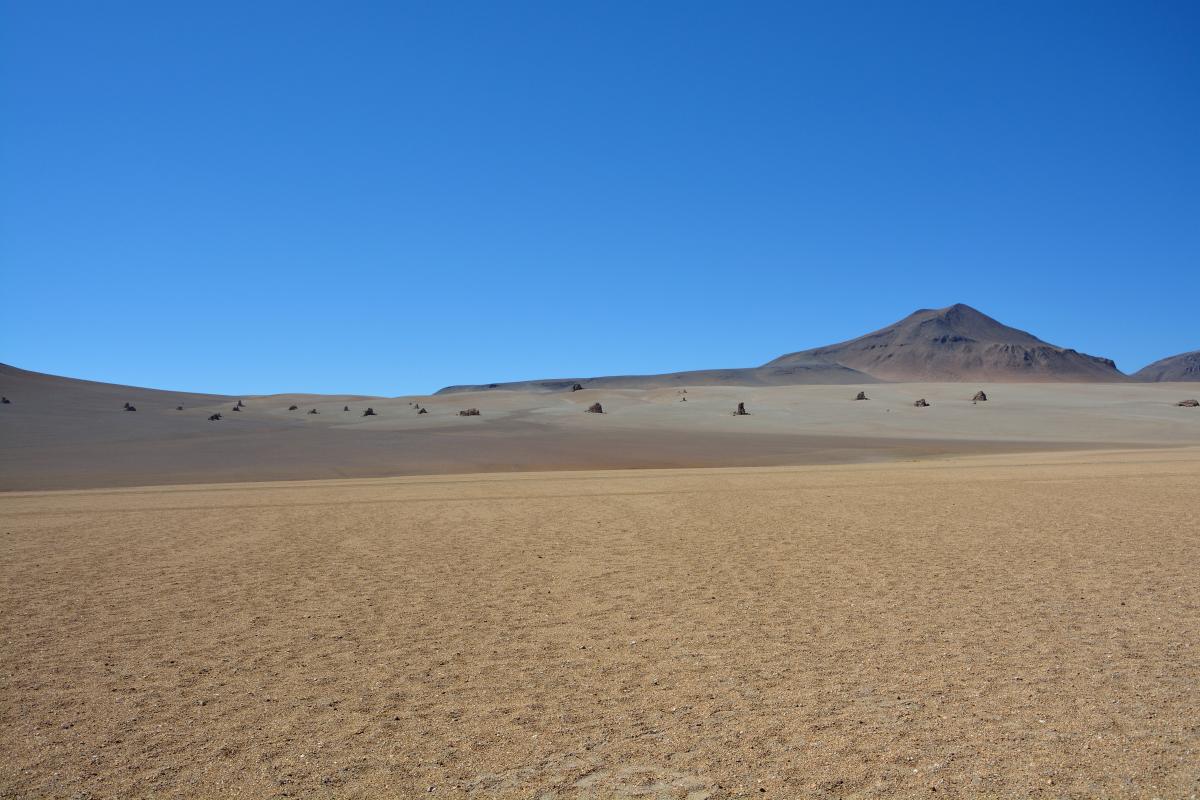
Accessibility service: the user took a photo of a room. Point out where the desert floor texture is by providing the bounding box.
[3,447,1198,799]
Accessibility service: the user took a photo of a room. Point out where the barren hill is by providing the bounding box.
[1133,350,1200,382]
[440,304,1126,393]
[768,304,1127,382]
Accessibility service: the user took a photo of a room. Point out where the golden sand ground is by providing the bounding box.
[2,449,1198,798]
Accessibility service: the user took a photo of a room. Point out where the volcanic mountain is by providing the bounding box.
[1132,350,1200,382]
[766,304,1126,382]
[438,304,1126,392]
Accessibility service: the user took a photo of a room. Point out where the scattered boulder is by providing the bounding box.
[571,383,584,392]
[1,396,9,404]
[176,405,183,411]
[734,402,749,416]
[124,404,137,412]
[854,391,868,401]
[288,405,298,411]
[586,402,604,414]
[418,407,428,414]
[1178,399,1199,407]
[913,398,930,407]
[208,413,222,421]
[308,408,320,415]
[362,407,376,416]
[231,405,241,412]
[972,390,988,402]
[236,400,245,408]
[344,405,349,412]
[458,408,481,416]
[680,396,687,402]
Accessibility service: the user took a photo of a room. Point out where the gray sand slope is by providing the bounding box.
[3,363,1198,491]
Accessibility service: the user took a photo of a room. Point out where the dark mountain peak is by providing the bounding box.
[766,304,1121,382]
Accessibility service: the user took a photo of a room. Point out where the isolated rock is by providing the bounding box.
[1178,399,1199,407]
[288,405,298,411]
[571,383,584,392]
[972,390,988,402]
[0,396,9,404]
[680,397,687,402]
[458,408,480,416]
[208,413,222,421]
[236,400,244,408]
[231,405,241,412]
[586,402,604,414]
[125,404,137,412]
[913,398,930,407]
[308,408,320,415]
[855,391,868,400]
[362,407,376,416]
[176,405,183,411]
[418,407,428,414]
[344,405,349,412]
[734,402,749,416]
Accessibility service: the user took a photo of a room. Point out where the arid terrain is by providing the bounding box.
[3,361,1200,491]
[2,448,1199,798]
[3,310,1199,798]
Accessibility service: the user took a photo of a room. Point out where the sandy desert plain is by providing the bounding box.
[2,361,1200,798]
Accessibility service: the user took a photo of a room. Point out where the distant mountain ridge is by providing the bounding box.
[1133,350,1200,382]
[767,304,1124,382]
[437,303,1129,393]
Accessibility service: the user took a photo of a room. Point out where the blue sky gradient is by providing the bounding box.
[2,1,1197,394]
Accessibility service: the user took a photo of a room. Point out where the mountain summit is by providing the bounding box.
[438,304,1126,392]
[766,304,1125,382]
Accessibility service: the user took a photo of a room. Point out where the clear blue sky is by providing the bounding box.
[2,1,1197,394]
